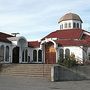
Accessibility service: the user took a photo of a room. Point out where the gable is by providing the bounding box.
[81,31,90,41]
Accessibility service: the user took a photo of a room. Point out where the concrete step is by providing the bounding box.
[0,64,53,79]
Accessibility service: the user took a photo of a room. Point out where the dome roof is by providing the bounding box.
[58,13,83,23]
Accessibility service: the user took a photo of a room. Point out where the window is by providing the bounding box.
[22,49,28,62]
[77,23,79,28]
[65,23,67,28]
[5,46,9,62]
[28,56,30,63]
[69,23,71,28]
[22,50,24,62]
[25,49,28,62]
[0,45,4,62]
[61,24,63,29]
[73,22,76,28]
[80,24,82,28]
[38,50,42,62]
[65,49,70,60]
[59,49,64,61]
[60,25,62,29]
[33,50,37,62]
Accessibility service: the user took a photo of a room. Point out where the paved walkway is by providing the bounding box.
[0,76,90,90]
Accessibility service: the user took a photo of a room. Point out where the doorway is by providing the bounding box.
[45,42,56,64]
[12,47,19,63]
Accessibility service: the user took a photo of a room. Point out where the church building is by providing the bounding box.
[0,13,90,64]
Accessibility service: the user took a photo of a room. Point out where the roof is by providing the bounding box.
[0,32,13,43]
[58,13,83,23]
[28,41,40,48]
[55,40,88,46]
[41,28,90,46]
[42,29,84,40]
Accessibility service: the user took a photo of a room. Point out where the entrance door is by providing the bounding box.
[45,42,56,64]
[12,47,19,63]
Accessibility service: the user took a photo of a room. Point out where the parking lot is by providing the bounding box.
[0,75,90,90]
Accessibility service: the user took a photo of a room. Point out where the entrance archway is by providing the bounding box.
[12,47,19,63]
[45,42,56,64]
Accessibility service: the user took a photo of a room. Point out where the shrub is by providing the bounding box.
[57,57,64,65]
[57,53,77,68]
[63,59,77,68]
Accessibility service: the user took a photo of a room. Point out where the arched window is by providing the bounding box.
[22,50,24,62]
[0,45,4,62]
[73,22,76,28]
[38,50,42,62]
[65,23,67,28]
[65,49,70,60]
[28,56,30,63]
[69,23,71,28]
[33,50,37,62]
[59,49,64,61]
[5,46,9,61]
[25,49,28,62]
[22,49,28,62]
[77,23,79,28]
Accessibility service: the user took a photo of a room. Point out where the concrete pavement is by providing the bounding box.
[0,76,90,90]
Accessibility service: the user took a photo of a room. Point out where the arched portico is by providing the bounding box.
[8,36,28,63]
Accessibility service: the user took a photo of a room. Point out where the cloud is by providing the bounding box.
[0,0,90,40]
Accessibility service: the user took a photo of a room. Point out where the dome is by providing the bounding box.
[58,13,83,23]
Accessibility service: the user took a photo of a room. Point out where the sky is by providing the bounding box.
[0,0,90,41]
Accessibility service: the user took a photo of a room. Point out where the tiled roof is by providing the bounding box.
[0,32,13,43]
[28,41,40,48]
[55,40,88,46]
[58,13,83,23]
[42,29,84,40]
[82,33,90,41]
[27,28,90,47]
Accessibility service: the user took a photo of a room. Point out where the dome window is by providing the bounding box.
[60,25,62,29]
[73,22,76,28]
[61,24,63,29]
[64,23,67,28]
[77,23,79,28]
[69,23,71,28]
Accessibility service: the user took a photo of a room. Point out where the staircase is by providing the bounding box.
[0,64,53,79]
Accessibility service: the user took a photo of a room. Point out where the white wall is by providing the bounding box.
[28,47,43,63]
[58,46,83,63]
[60,20,81,30]
[28,48,33,62]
